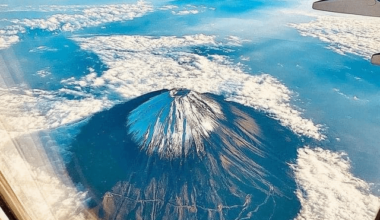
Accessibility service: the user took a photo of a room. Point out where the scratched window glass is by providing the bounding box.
[0,0,379,219]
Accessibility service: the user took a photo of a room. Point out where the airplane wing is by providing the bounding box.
[312,0,380,65]
[313,0,380,17]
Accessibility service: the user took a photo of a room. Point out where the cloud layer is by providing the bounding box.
[0,1,153,50]
[290,15,380,59]
[10,1,153,32]
[293,147,380,220]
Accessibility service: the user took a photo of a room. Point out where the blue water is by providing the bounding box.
[1,31,107,92]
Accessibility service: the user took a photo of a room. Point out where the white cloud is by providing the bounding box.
[36,69,52,78]
[11,1,153,32]
[0,4,86,12]
[29,46,58,53]
[26,5,89,13]
[0,35,19,49]
[225,35,251,46]
[0,1,210,50]
[289,14,380,59]
[172,10,199,15]
[293,147,380,220]
[0,208,7,220]
[0,1,153,50]
[0,25,25,49]
[74,34,324,140]
[166,4,208,16]
[0,88,113,132]
[159,5,178,10]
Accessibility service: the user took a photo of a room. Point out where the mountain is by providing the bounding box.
[68,89,303,219]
